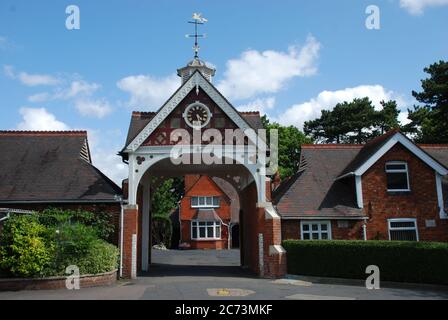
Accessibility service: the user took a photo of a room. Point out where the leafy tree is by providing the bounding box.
[263,117,312,178]
[151,179,179,217]
[304,98,401,144]
[406,60,448,143]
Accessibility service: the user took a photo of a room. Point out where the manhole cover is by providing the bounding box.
[207,288,255,297]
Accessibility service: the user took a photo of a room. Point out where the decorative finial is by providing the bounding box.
[185,13,208,59]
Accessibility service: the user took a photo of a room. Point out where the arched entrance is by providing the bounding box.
[119,60,286,280]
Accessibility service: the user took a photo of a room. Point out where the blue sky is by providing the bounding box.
[1,0,447,183]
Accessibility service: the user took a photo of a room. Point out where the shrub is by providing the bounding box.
[75,240,119,275]
[0,213,119,278]
[283,240,448,285]
[0,215,55,277]
[43,222,99,275]
[151,214,172,248]
[38,208,115,241]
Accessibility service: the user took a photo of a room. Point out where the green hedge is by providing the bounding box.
[283,240,448,285]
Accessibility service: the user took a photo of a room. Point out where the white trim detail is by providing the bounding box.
[355,175,364,209]
[436,173,447,219]
[387,218,419,241]
[141,184,150,272]
[355,133,448,176]
[125,71,255,152]
[300,220,332,240]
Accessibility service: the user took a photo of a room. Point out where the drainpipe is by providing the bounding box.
[119,203,125,278]
[217,216,231,250]
[362,222,367,241]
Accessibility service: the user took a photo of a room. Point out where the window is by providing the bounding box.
[301,221,332,240]
[388,218,419,241]
[191,221,221,240]
[385,161,410,192]
[191,196,220,208]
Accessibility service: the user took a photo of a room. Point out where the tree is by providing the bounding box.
[304,97,401,144]
[375,100,400,135]
[263,117,312,178]
[406,60,448,143]
[151,179,179,217]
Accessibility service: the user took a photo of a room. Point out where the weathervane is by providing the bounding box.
[186,13,208,59]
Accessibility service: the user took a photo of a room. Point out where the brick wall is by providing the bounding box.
[362,143,448,241]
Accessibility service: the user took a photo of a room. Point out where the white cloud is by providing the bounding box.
[272,85,405,130]
[398,111,411,125]
[91,147,127,185]
[28,92,51,103]
[217,36,321,100]
[87,129,127,185]
[28,80,101,103]
[238,97,276,115]
[4,65,61,86]
[117,74,179,109]
[75,99,113,118]
[400,0,448,15]
[17,107,70,131]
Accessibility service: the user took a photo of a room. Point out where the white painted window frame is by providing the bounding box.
[387,218,419,241]
[191,220,222,240]
[191,196,220,208]
[300,220,332,240]
[385,161,411,192]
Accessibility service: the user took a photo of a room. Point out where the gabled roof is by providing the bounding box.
[273,132,448,219]
[0,131,122,203]
[338,130,448,178]
[125,110,264,148]
[184,175,231,204]
[123,70,262,152]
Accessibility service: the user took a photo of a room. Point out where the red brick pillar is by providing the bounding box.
[262,210,287,278]
[122,205,138,279]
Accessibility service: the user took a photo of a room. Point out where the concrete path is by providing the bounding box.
[0,249,447,300]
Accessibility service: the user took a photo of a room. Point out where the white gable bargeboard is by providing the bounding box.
[125,71,255,152]
[355,132,448,176]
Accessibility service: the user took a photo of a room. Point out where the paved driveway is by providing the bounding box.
[1,249,447,300]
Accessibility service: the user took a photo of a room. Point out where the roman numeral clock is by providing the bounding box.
[183,102,212,128]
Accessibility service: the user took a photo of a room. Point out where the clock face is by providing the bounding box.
[184,103,211,128]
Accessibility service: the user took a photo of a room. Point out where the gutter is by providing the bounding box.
[0,199,123,204]
[281,216,368,220]
[335,172,355,181]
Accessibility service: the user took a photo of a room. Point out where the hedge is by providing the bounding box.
[283,240,448,285]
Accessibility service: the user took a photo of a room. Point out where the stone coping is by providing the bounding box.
[0,269,118,292]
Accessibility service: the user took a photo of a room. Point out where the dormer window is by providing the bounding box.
[385,161,410,192]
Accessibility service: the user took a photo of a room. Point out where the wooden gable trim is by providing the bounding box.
[125,71,256,152]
